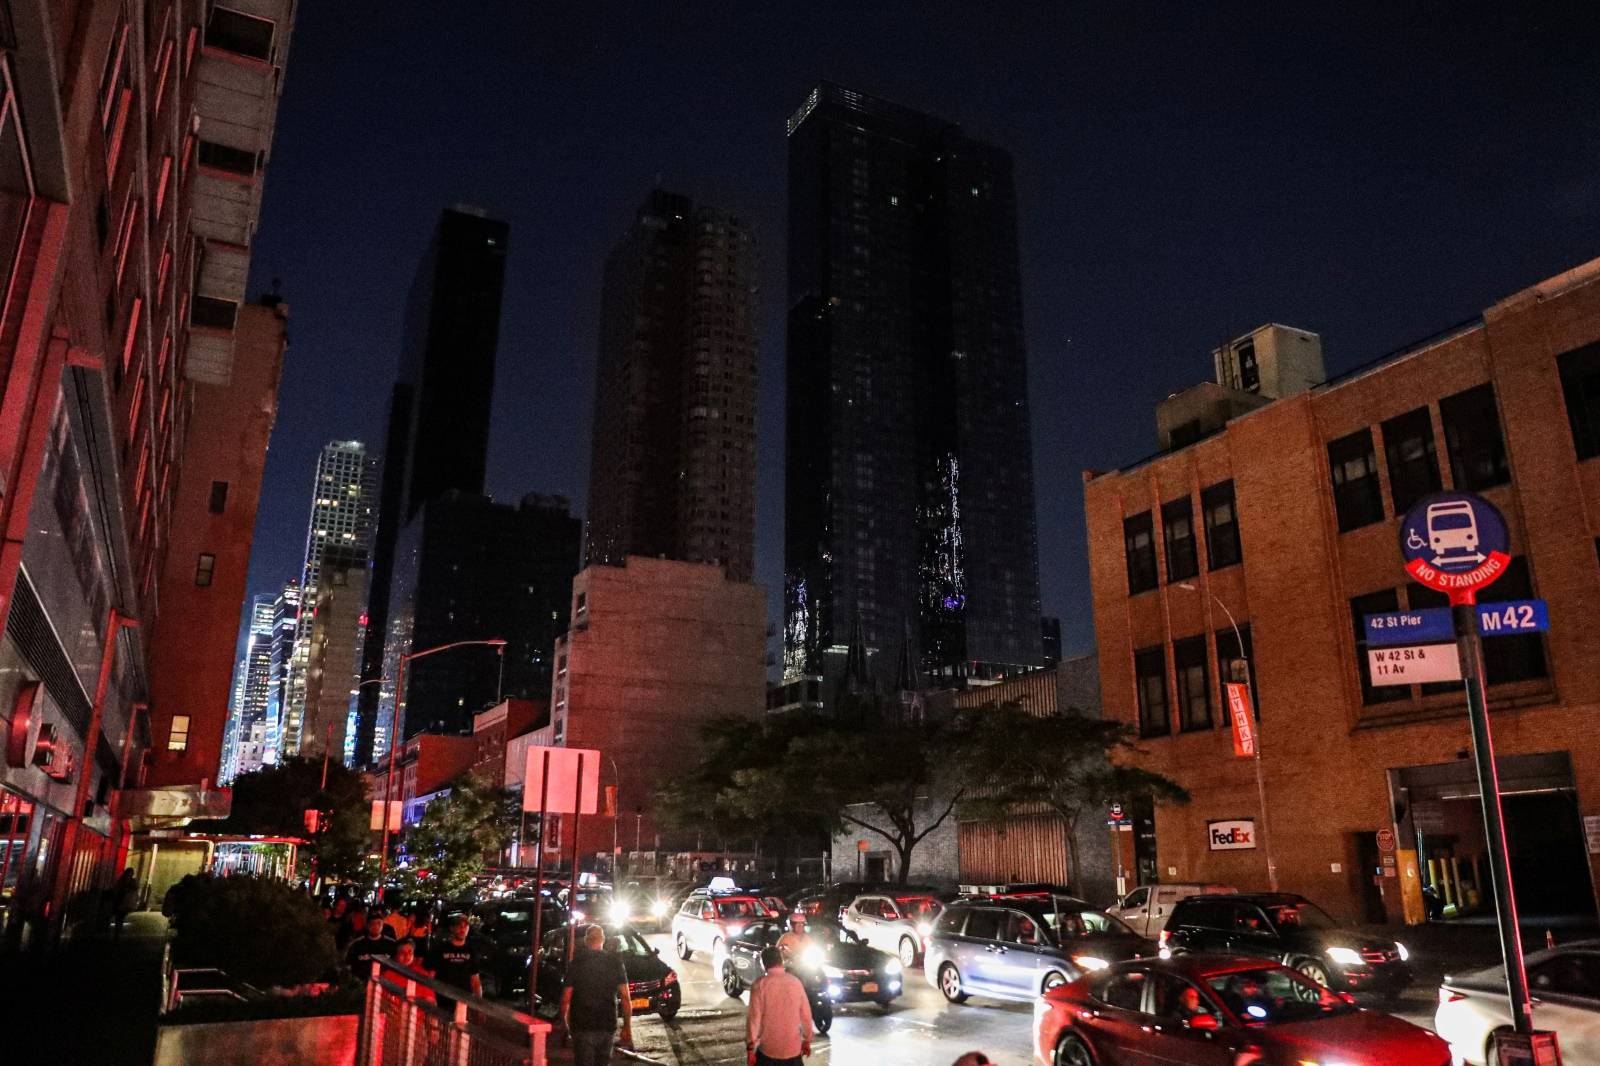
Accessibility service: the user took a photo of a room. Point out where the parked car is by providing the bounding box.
[471,897,566,998]
[790,882,891,932]
[841,892,944,967]
[927,897,1154,1005]
[1162,892,1413,995]
[533,924,681,1020]
[1108,883,1236,937]
[1036,955,1450,1066]
[1435,939,1600,1064]
[719,917,903,1017]
[671,887,774,961]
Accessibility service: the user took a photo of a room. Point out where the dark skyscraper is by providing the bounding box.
[784,84,1044,689]
[355,207,509,764]
[585,189,758,581]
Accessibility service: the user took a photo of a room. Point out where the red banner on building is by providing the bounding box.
[1225,682,1256,757]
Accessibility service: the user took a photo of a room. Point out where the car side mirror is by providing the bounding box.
[653,947,661,955]
[1186,1014,1219,1031]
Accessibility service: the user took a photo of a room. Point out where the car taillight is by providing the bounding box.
[1439,987,1466,1005]
[662,970,678,985]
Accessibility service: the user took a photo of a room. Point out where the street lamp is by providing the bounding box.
[378,639,507,881]
[1176,581,1278,891]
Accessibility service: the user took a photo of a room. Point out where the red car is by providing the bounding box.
[1034,955,1450,1066]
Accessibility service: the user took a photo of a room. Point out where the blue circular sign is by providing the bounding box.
[1398,492,1510,599]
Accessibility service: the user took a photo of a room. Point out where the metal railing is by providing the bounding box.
[165,967,251,1012]
[357,957,551,1066]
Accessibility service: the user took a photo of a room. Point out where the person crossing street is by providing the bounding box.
[746,945,813,1066]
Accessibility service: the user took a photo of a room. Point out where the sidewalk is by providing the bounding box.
[0,910,169,1066]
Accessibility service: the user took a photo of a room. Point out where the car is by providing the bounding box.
[841,892,944,968]
[1162,892,1413,995]
[533,924,682,1020]
[1036,955,1451,1066]
[671,887,773,962]
[1435,939,1600,1064]
[926,897,1154,1005]
[790,882,890,931]
[719,917,904,1019]
[470,897,567,998]
[1108,882,1236,937]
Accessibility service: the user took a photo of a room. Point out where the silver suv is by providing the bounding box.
[840,893,943,968]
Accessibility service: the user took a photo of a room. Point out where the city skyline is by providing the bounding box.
[239,4,1600,663]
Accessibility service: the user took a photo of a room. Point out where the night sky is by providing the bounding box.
[242,1,1600,659]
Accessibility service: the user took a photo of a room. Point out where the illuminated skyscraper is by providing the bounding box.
[264,580,301,765]
[229,596,276,777]
[784,84,1044,690]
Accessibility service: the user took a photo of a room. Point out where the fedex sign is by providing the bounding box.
[1207,819,1257,851]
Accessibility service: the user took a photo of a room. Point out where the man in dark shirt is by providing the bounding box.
[346,910,397,969]
[426,913,484,997]
[562,924,632,1066]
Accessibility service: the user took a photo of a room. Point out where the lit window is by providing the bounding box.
[169,715,190,752]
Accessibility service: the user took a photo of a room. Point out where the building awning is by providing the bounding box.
[118,784,232,828]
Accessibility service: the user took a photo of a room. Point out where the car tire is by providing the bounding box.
[711,937,724,968]
[1041,970,1068,993]
[721,960,744,999]
[897,936,919,968]
[1055,1033,1096,1066]
[1295,958,1332,990]
[937,963,969,1004]
[675,932,692,960]
[814,998,833,1034]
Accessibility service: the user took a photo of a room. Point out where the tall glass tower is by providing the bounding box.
[784,83,1044,691]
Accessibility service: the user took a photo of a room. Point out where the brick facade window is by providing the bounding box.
[1134,646,1170,737]
[1161,497,1198,582]
[1350,589,1407,705]
[1439,383,1509,491]
[1215,624,1256,719]
[1382,406,1441,514]
[1557,341,1600,461]
[1124,512,1158,594]
[1328,429,1385,532]
[1173,635,1211,732]
[1201,480,1241,570]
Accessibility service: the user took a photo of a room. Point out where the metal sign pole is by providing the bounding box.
[1453,599,1534,1035]
[529,749,551,1016]
[566,753,585,966]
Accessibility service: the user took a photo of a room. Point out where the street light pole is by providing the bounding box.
[378,639,506,883]
[1177,582,1277,891]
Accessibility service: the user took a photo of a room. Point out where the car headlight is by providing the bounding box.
[822,964,844,979]
[1073,955,1109,972]
[885,959,902,976]
[1326,946,1363,967]
[725,923,744,938]
[609,902,631,925]
[649,900,669,918]
[802,946,825,969]
[1395,941,1409,962]
[916,922,932,937]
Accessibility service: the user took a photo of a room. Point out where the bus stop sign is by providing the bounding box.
[1399,492,1510,602]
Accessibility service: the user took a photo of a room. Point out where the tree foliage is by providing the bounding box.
[399,773,518,899]
[199,757,370,881]
[170,875,341,988]
[955,701,1190,889]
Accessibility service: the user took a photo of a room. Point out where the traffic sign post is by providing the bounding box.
[1399,493,1541,1048]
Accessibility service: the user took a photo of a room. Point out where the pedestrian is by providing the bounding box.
[950,1055,991,1066]
[393,939,437,1004]
[746,945,813,1066]
[561,924,633,1066]
[409,908,435,955]
[425,914,484,998]
[384,902,413,940]
[338,905,368,952]
[347,910,398,967]
[110,868,139,939]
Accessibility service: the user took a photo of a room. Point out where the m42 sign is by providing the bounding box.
[1399,492,1510,602]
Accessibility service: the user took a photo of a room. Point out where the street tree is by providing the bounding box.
[200,757,369,881]
[399,773,518,899]
[955,701,1190,890]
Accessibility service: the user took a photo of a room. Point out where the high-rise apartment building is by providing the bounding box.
[280,440,377,756]
[784,84,1044,692]
[225,597,275,780]
[356,208,509,765]
[263,580,300,765]
[585,189,758,581]
[0,1,295,948]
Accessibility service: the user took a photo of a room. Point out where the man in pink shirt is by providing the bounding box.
[745,946,814,1066]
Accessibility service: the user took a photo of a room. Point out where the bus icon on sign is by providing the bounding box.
[1425,500,1483,568]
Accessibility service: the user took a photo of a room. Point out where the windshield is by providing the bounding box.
[1045,906,1137,939]
[1261,901,1337,931]
[1207,967,1356,1025]
[718,899,763,919]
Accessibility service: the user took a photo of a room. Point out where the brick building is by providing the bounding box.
[551,556,766,863]
[1085,257,1600,925]
[0,1,292,947]
[471,697,545,790]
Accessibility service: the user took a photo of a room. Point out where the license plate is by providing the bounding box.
[631,997,651,1010]
[860,982,878,994]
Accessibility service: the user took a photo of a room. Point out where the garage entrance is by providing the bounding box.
[1389,751,1597,924]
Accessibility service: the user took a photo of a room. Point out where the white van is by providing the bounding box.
[1107,883,1236,937]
